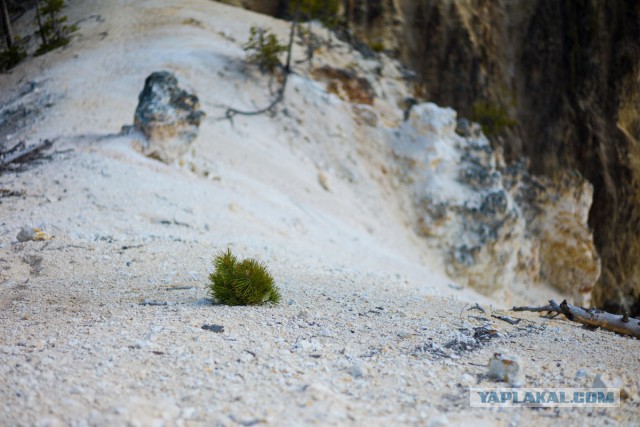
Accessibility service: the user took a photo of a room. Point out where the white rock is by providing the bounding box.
[349,361,364,378]
[16,225,36,242]
[592,373,622,389]
[487,351,522,385]
[427,415,450,427]
[575,368,590,379]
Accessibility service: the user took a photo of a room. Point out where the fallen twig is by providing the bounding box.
[467,303,486,313]
[513,299,640,338]
[492,314,521,325]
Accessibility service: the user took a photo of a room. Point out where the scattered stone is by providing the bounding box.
[397,330,411,339]
[592,373,622,389]
[487,351,522,385]
[17,225,51,242]
[201,324,224,333]
[23,254,44,275]
[131,71,205,163]
[455,118,481,138]
[575,368,590,379]
[427,415,450,427]
[317,327,333,337]
[459,373,475,386]
[593,373,631,400]
[349,361,364,378]
[318,171,331,192]
[139,300,174,306]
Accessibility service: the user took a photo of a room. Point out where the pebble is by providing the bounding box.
[201,324,224,333]
[317,327,333,337]
[427,415,450,427]
[592,372,622,389]
[397,330,411,338]
[575,368,590,379]
[459,373,475,386]
[593,373,634,400]
[349,361,364,378]
[487,350,522,385]
[16,225,36,242]
[16,225,51,242]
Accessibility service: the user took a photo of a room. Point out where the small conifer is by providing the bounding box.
[209,249,281,306]
[243,26,287,73]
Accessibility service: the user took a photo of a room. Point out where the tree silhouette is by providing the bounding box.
[1,0,13,48]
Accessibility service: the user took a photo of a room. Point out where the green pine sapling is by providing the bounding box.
[209,249,281,306]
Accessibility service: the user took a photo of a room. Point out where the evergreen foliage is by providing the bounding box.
[209,249,281,306]
[0,41,25,71]
[289,0,340,27]
[472,100,517,138]
[34,0,77,56]
[243,26,287,73]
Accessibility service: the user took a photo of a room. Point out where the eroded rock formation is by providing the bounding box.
[349,0,640,314]
[386,103,599,304]
[388,103,528,299]
[132,71,205,163]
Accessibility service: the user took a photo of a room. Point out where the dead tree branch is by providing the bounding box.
[513,299,640,338]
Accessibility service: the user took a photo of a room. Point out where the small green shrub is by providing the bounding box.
[34,0,77,56]
[209,249,281,306]
[0,44,27,71]
[243,26,287,73]
[369,41,385,53]
[471,100,517,138]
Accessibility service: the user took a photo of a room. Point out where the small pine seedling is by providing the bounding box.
[209,249,281,306]
[243,26,287,73]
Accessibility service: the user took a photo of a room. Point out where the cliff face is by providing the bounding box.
[384,0,640,315]
[222,0,640,314]
[347,0,640,315]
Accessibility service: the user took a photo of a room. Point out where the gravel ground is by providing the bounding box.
[1,144,638,426]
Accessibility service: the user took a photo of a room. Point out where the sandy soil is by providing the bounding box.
[0,1,638,426]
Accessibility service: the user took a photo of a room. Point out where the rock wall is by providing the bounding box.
[511,171,601,306]
[346,0,640,314]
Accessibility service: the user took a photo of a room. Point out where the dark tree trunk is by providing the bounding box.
[34,0,46,45]
[1,0,13,48]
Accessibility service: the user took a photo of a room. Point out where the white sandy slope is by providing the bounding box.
[0,1,638,426]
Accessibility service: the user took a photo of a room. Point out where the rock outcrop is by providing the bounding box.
[131,71,205,163]
[388,103,529,299]
[311,66,375,105]
[512,172,601,306]
[346,0,640,314]
[386,102,599,304]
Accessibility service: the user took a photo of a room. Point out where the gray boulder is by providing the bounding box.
[132,71,205,163]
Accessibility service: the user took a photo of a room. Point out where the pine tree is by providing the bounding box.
[34,0,77,55]
[1,0,13,48]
